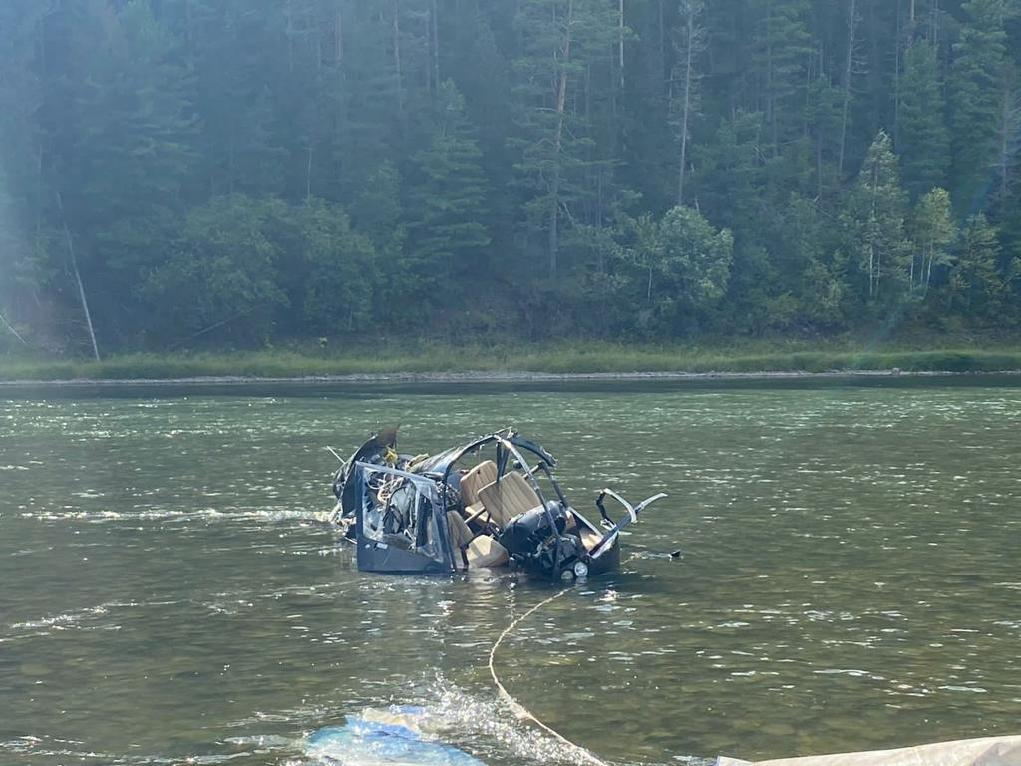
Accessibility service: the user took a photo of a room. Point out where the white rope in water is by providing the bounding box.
[487,586,610,766]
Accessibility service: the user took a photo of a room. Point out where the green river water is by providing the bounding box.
[1,379,1019,766]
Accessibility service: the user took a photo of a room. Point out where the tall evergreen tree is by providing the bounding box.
[55,0,197,345]
[899,43,950,199]
[409,81,491,283]
[947,213,1005,319]
[949,0,1013,213]
[751,0,813,156]
[0,0,1017,352]
[510,0,618,277]
[0,1,54,335]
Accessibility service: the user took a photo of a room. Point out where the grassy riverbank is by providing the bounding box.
[3,342,1021,381]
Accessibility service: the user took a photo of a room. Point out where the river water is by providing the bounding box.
[1,379,1019,766]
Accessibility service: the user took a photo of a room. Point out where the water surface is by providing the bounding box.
[2,380,1019,765]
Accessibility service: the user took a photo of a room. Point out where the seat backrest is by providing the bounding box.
[460,460,498,507]
[478,472,542,529]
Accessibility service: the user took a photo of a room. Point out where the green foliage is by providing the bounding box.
[950,0,1014,212]
[0,0,1018,358]
[751,0,812,154]
[947,214,1006,320]
[909,188,957,295]
[614,206,733,336]
[7,344,1021,381]
[900,44,950,199]
[288,200,379,335]
[408,81,491,282]
[140,195,289,345]
[842,131,910,308]
[510,0,620,275]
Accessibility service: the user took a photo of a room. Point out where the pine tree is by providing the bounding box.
[692,111,765,233]
[0,1,54,335]
[186,0,285,197]
[751,0,813,156]
[993,64,1021,203]
[837,0,864,176]
[54,0,197,345]
[947,213,1005,318]
[408,81,491,283]
[949,0,1013,213]
[899,43,950,199]
[671,0,706,205]
[510,0,618,276]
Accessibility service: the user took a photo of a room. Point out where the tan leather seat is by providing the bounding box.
[466,535,510,568]
[478,472,542,529]
[446,511,474,554]
[579,527,604,551]
[461,460,497,507]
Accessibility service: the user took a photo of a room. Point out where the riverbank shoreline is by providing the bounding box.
[3,345,1021,384]
[2,368,1019,387]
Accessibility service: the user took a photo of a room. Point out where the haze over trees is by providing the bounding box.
[1,0,1019,355]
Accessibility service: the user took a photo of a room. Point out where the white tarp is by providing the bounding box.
[717,736,1021,766]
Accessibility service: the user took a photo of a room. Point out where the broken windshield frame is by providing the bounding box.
[354,462,454,571]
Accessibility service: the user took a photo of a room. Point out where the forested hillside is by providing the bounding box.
[1,0,1019,357]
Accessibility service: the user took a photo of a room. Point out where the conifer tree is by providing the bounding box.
[0,0,1017,350]
[59,0,197,344]
[899,43,950,199]
[947,213,1005,318]
[511,0,618,277]
[409,81,491,282]
[751,0,813,156]
[0,1,53,333]
[950,0,1013,212]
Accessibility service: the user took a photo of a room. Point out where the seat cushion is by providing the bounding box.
[460,460,498,507]
[478,472,542,529]
[466,535,510,568]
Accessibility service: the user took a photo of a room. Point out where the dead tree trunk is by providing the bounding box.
[869,158,879,299]
[431,0,441,91]
[56,191,100,361]
[618,0,625,88]
[549,0,573,278]
[392,0,404,115]
[0,311,28,346]
[306,147,313,203]
[678,4,696,206]
[997,76,1018,199]
[839,0,858,176]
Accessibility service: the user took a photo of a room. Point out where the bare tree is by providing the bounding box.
[996,72,1021,200]
[673,0,704,206]
[548,0,573,277]
[56,191,100,361]
[838,0,860,176]
[618,0,625,87]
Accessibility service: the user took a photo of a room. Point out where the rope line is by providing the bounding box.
[487,585,610,766]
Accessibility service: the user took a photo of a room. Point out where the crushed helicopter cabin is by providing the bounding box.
[328,427,666,579]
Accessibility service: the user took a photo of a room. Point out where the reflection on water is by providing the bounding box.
[1,382,1020,765]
